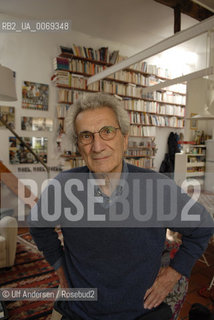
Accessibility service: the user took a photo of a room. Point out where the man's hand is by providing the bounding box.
[144,266,181,310]
[56,265,69,289]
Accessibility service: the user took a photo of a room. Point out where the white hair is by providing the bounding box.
[66,92,130,143]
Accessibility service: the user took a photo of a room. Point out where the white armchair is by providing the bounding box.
[0,215,18,268]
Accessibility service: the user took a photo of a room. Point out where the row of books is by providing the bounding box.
[125,157,154,169]
[157,105,185,116]
[143,91,186,105]
[54,58,178,91]
[130,61,171,79]
[53,75,143,97]
[53,57,70,70]
[128,105,184,117]
[188,157,205,164]
[70,75,87,90]
[128,140,156,148]
[54,76,186,105]
[57,86,101,105]
[51,66,160,94]
[130,113,184,127]
[54,73,100,92]
[57,88,73,103]
[54,57,107,75]
[70,59,105,75]
[124,101,185,116]
[56,88,185,116]
[56,104,71,118]
[129,125,156,137]
[125,149,155,156]
[59,45,173,79]
[87,82,100,92]
[100,80,143,98]
[108,71,158,86]
[60,45,119,64]
[52,70,70,86]
[72,91,85,103]
[150,116,184,127]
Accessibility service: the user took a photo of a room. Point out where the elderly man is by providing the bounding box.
[30,93,214,320]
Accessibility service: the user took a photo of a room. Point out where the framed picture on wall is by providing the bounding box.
[22,81,49,111]
[0,106,15,129]
[190,113,198,130]
[21,116,53,131]
[9,136,48,164]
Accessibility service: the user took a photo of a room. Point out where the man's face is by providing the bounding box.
[75,107,128,173]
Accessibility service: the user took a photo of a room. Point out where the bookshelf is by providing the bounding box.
[52,46,186,169]
[174,144,206,187]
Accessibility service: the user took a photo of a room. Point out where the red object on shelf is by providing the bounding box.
[178,141,196,145]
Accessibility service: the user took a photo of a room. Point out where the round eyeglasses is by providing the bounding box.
[77,126,120,145]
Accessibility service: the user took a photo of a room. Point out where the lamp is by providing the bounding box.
[0,64,50,177]
[186,109,214,120]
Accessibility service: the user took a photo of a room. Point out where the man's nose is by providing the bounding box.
[91,133,106,152]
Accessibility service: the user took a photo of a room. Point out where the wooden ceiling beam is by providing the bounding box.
[154,0,213,21]
[174,5,181,33]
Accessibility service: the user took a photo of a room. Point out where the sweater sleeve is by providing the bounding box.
[30,226,64,270]
[168,188,214,278]
[28,172,65,270]
[169,220,214,277]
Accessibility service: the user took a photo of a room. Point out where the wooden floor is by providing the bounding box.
[18,227,214,319]
[178,242,214,319]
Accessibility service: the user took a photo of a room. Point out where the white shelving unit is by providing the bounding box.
[174,145,206,187]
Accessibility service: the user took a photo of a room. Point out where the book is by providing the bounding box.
[72,44,79,56]
[60,46,74,55]
[109,50,119,64]
[83,46,88,58]
[99,47,108,62]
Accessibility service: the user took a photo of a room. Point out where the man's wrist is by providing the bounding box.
[166,266,182,281]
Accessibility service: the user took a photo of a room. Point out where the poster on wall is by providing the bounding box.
[190,113,198,130]
[21,116,53,131]
[22,81,49,111]
[0,106,15,129]
[9,136,48,164]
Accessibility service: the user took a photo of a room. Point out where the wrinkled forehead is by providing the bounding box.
[75,106,119,132]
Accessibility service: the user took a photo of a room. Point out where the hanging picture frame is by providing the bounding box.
[190,113,198,130]
[0,106,15,129]
[22,81,49,111]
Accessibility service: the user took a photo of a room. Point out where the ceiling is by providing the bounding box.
[0,0,213,69]
[0,0,200,50]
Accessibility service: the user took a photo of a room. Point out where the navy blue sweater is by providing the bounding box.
[29,164,214,320]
